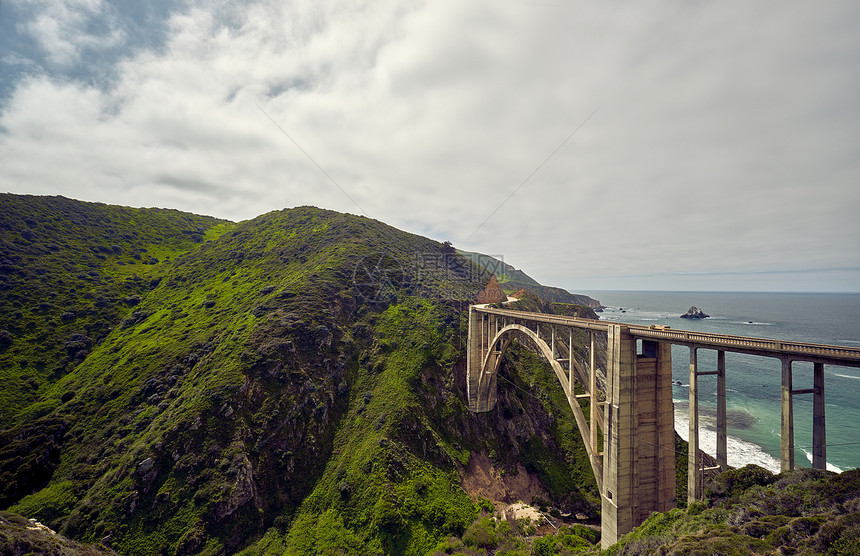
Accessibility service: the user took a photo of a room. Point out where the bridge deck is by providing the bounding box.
[474,306,860,367]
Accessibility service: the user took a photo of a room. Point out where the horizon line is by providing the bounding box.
[576,289,860,295]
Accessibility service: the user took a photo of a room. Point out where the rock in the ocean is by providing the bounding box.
[680,306,710,319]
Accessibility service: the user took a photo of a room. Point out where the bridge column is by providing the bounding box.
[717,351,727,471]
[813,363,826,470]
[688,347,702,503]
[569,328,574,397]
[467,307,497,412]
[653,341,677,514]
[781,358,794,472]
[634,340,676,521]
[601,324,636,548]
[601,328,676,549]
[589,331,598,456]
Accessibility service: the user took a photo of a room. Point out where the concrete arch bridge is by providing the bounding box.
[466,305,860,548]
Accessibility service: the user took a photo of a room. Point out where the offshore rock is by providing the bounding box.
[681,306,710,319]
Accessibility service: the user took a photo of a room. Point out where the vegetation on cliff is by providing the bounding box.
[1,511,112,555]
[606,465,860,556]
[0,195,600,555]
[0,194,227,424]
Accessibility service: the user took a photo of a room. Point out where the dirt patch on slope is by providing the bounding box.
[460,451,547,505]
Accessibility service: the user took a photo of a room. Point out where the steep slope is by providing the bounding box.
[0,195,228,513]
[0,198,602,555]
[0,194,228,424]
[1,511,112,555]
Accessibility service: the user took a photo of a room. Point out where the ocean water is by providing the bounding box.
[581,291,860,473]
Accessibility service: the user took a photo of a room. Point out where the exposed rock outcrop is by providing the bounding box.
[680,306,710,319]
[477,275,507,304]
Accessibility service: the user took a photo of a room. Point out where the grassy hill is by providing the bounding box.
[605,465,860,556]
[0,194,228,423]
[0,196,602,555]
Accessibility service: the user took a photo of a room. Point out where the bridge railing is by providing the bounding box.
[627,326,860,367]
[473,306,610,332]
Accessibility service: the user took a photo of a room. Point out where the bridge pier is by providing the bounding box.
[688,348,698,503]
[813,363,826,470]
[688,348,729,504]
[781,357,795,472]
[467,307,499,412]
[601,327,676,548]
[782,359,827,472]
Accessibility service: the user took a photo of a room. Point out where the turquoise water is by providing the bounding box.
[582,291,860,472]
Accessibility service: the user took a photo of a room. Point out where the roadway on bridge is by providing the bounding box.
[472,305,860,367]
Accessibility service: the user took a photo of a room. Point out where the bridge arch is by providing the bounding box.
[474,324,563,405]
[472,322,604,492]
[467,306,677,548]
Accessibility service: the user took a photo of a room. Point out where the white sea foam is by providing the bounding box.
[674,413,781,474]
[802,449,843,473]
[833,373,860,380]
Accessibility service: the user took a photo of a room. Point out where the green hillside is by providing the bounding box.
[0,196,602,555]
[0,194,228,423]
[606,465,860,556]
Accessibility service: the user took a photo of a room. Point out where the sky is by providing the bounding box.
[1,1,859,293]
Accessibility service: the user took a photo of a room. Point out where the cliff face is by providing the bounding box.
[0,196,601,555]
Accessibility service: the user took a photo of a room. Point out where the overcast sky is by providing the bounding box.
[1,1,859,292]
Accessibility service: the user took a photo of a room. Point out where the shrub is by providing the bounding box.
[462,517,498,549]
[559,524,599,545]
[531,535,556,556]
[9,480,78,525]
[707,464,776,500]
[478,497,495,513]
[273,515,291,533]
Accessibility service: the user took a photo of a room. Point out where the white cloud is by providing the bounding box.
[17,0,125,65]
[1,0,859,291]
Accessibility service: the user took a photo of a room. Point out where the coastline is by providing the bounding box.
[583,291,859,474]
[673,401,781,473]
[673,410,844,474]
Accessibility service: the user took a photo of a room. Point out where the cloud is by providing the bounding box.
[1,0,859,291]
[16,0,125,66]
